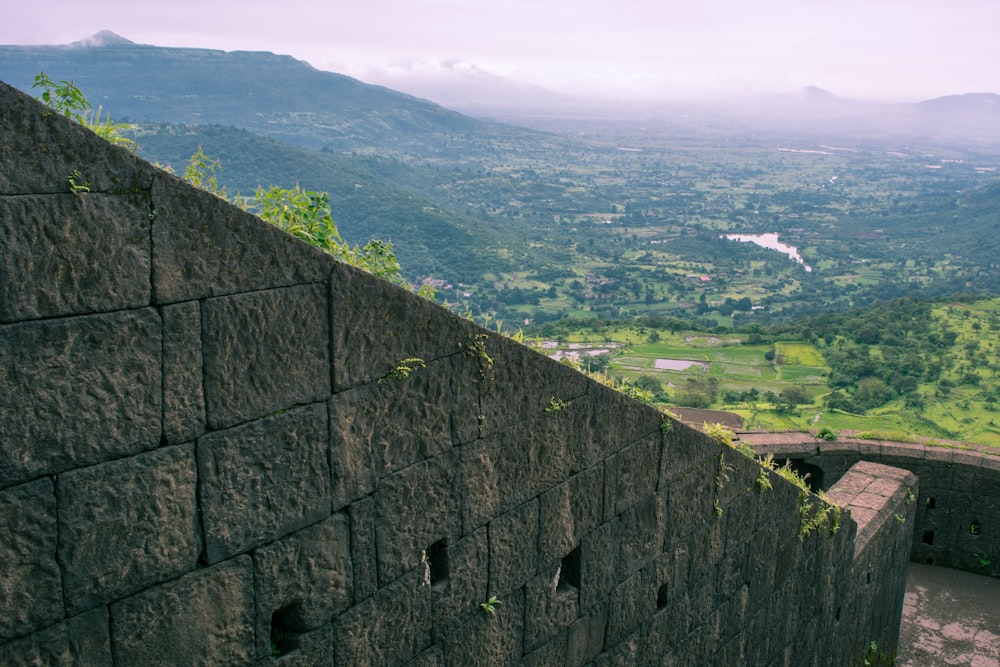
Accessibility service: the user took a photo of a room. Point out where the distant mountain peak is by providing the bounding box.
[69,31,134,47]
[803,85,838,100]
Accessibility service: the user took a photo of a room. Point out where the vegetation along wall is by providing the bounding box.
[1,79,917,666]
[744,432,1000,578]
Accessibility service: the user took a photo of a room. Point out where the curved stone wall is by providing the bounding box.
[743,432,1000,578]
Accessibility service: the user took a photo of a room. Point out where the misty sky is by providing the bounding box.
[2,0,999,102]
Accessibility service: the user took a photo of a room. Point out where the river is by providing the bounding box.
[723,232,812,272]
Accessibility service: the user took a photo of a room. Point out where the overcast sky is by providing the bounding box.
[2,0,999,102]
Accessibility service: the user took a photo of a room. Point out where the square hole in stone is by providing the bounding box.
[557,547,581,592]
[926,497,936,509]
[426,539,449,586]
[270,605,302,657]
[656,583,670,610]
[922,530,935,545]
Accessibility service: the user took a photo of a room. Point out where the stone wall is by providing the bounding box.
[0,80,917,666]
[744,432,1000,578]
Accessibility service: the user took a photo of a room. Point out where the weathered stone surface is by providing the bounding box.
[0,194,150,322]
[524,563,579,652]
[441,588,524,666]
[606,434,661,517]
[0,81,157,196]
[605,569,654,648]
[110,557,254,667]
[461,415,580,530]
[347,496,378,602]
[477,333,590,439]
[329,261,475,390]
[197,404,331,562]
[0,607,111,667]
[431,527,489,637]
[584,381,663,463]
[58,445,200,615]
[150,173,331,303]
[0,309,161,487]
[333,569,431,666]
[489,499,539,596]
[266,622,335,667]
[376,451,461,585]
[566,603,608,667]
[618,494,666,576]
[539,465,604,564]
[254,513,352,659]
[580,519,621,612]
[329,360,453,488]
[202,284,330,429]
[0,478,62,640]
[161,300,205,444]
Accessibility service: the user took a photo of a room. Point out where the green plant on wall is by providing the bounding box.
[480,595,502,615]
[33,71,137,151]
[545,396,567,412]
[382,357,426,382]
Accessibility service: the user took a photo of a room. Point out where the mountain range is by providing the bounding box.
[2,31,999,145]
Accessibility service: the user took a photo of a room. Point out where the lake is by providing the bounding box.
[723,232,812,272]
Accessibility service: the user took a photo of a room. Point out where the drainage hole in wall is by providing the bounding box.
[970,521,981,536]
[922,530,935,545]
[557,547,581,593]
[925,557,935,565]
[656,583,670,610]
[270,606,302,657]
[925,497,936,509]
[426,539,449,587]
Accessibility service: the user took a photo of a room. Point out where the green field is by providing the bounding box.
[533,296,1000,448]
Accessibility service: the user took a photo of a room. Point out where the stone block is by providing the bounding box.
[110,557,254,667]
[197,404,331,562]
[329,261,474,390]
[0,479,62,641]
[585,381,663,463]
[0,607,111,667]
[0,309,161,487]
[524,562,579,653]
[660,419,717,484]
[161,300,205,444]
[489,499,539,596]
[618,494,666,575]
[580,519,621,611]
[328,384,378,509]
[266,622,335,667]
[333,569,431,666]
[375,451,461,585]
[605,569,654,648]
[0,194,150,322]
[150,174,331,303]
[253,512,352,657]
[431,527,489,637]
[605,434,660,517]
[522,636,568,667]
[202,284,330,430]
[461,415,580,530]
[348,496,378,602]
[539,465,604,564]
[441,588,523,666]
[477,333,590,439]
[0,81,157,196]
[58,444,200,615]
[330,359,453,483]
[566,603,608,667]
[405,645,445,667]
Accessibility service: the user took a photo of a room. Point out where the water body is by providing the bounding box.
[655,358,708,371]
[723,232,812,272]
